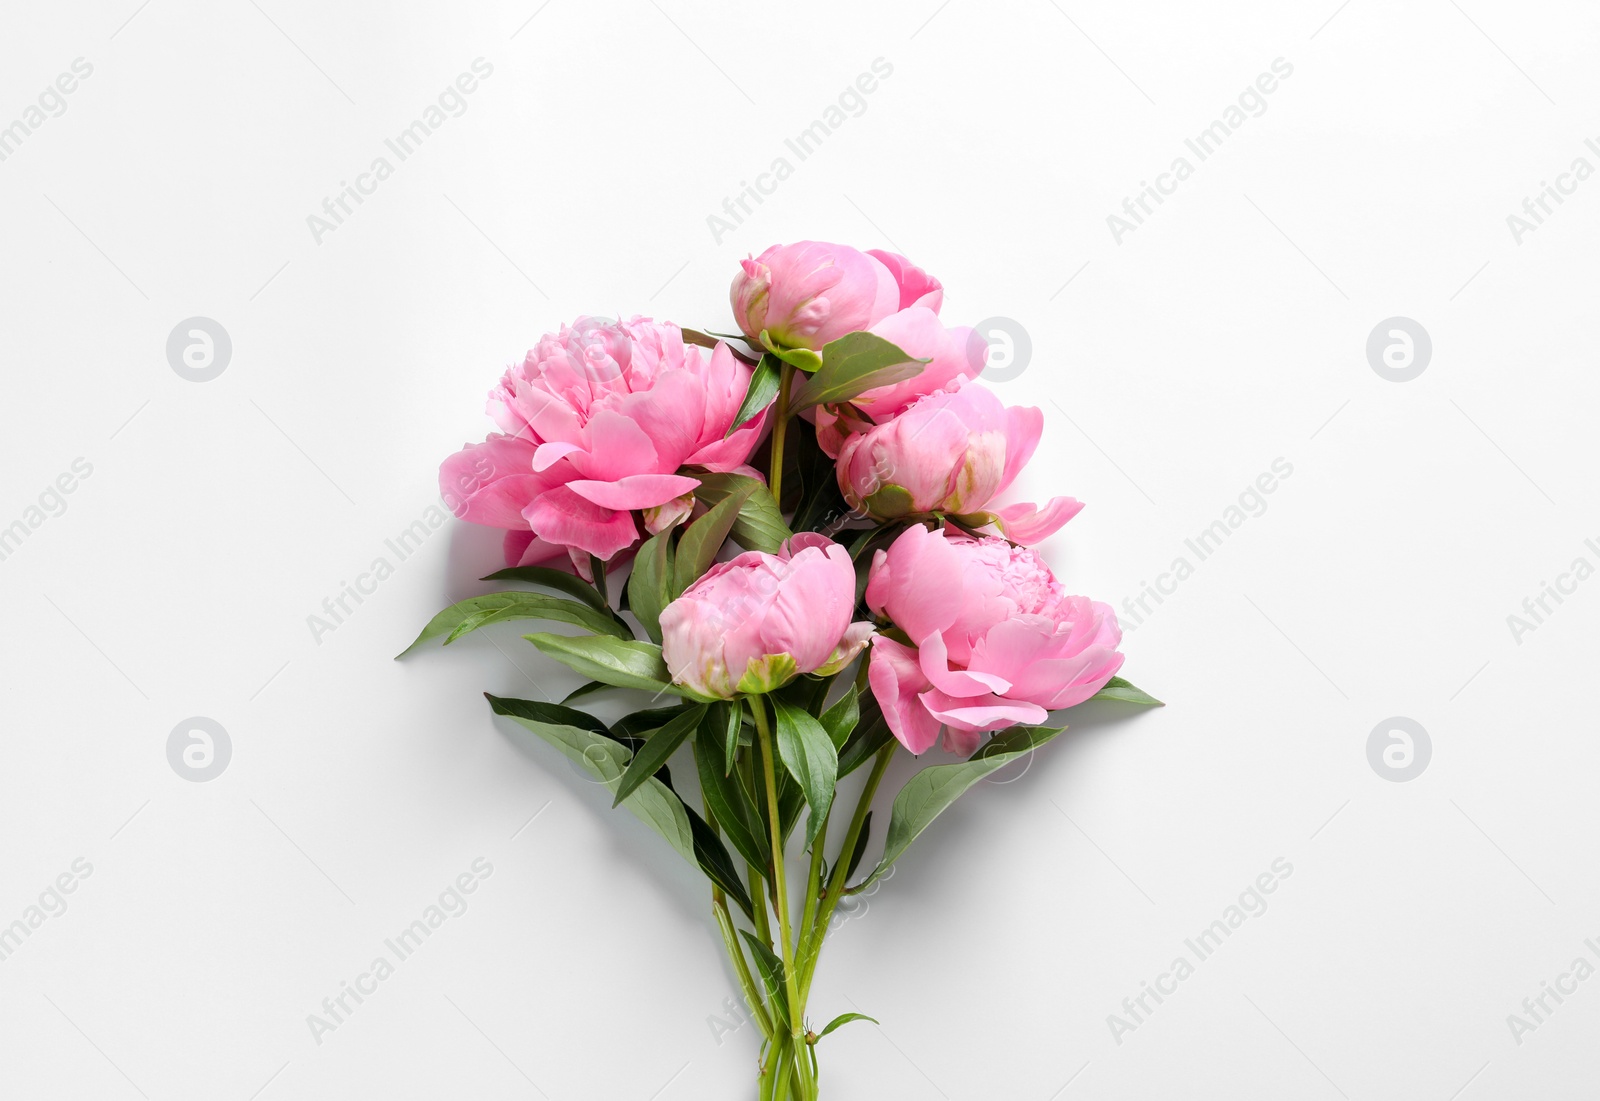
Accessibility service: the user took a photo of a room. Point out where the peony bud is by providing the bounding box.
[730,241,938,351]
[660,534,874,699]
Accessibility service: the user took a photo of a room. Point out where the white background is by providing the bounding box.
[3,1,1597,1097]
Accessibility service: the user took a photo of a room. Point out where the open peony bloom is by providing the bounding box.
[439,317,768,573]
[834,383,1084,544]
[865,525,1123,755]
[731,241,942,351]
[661,533,874,699]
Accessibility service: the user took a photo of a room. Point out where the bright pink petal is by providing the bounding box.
[866,249,943,313]
[864,524,967,641]
[916,628,1012,698]
[571,410,660,481]
[997,404,1044,495]
[523,486,640,560]
[532,441,583,472]
[868,637,943,754]
[564,473,702,511]
[993,498,1084,543]
[439,435,545,529]
[919,688,1047,733]
[615,370,705,470]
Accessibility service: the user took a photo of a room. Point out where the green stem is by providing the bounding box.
[748,697,807,1071]
[797,809,828,970]
[799,740,896,1002]
[705,794,774,1043]
[770,1037,794,1101]
[768,362,794,506]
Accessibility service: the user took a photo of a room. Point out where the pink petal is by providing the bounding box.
[866,249,943,313]
[918,688,1047,733]
[439,435,545,530]
[571,410,660,482]
[993,497,1084,543]
[564,473,702,511]
[868,637,943,755]
[532,441,583,472]
[997,404,1044,495]
[916,628,1012,698]
[523,486,640,560]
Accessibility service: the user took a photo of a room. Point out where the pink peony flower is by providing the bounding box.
[833,383,1084,543]
[660,533,874,699]
[439,317,768,573]
[865,525,1123,755]
[730,242,941,351]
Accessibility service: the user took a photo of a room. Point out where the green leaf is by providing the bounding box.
[561,680,610,704]
[612,704,708,808]
[399,591,629,657]
[686,803,755,920]
[486,693,694,864]
[740,931,789,1033]
[693,472,792,553]
[1089,676,1164,707]
[524,633,678,694]
[627,529,674,644]
[482,695,611,735]
[694,713,769,874]
[443,594,630,645]
[725,354,783,437]
[790,332,929,411]
[837,691,892,778]
[613,704,692,739]
[818,687,859,752]
[674,482,753,596]
[772,700,838,849]
[479,565,609,611]
[817,1012,877,1040]
[720,700,742,776]
[861,725,1064,888]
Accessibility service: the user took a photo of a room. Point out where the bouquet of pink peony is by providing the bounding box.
[405,241,1160,1098]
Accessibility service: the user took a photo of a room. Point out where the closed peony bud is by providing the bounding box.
[660,534,874,699]
[730,241,939,351]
